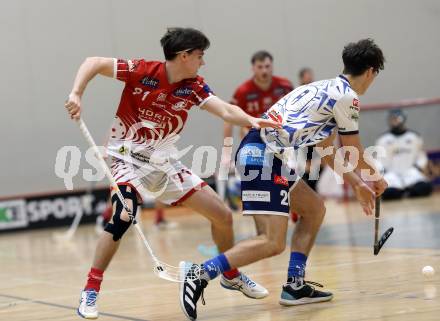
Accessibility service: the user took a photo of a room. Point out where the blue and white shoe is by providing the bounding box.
[77,289,99,319]
[220,273,268,299]
[279,279,333,306]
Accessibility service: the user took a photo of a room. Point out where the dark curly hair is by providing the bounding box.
[342,39,385,76]
[160,27,210,61]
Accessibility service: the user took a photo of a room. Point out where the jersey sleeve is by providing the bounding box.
[193,81,215,108]
[113,58,143,84]
[333,93,360,135]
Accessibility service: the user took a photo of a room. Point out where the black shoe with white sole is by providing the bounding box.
[279,280,333,306]
[179,261,208,321]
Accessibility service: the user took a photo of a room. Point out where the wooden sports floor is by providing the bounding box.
[1,194,440,321]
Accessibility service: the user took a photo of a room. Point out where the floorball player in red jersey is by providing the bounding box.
[222,51,295,222]
[224,50,293,140]
[64,27,280,319]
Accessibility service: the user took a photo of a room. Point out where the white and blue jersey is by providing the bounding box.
[261,75,360,156]
[236,75,360,216]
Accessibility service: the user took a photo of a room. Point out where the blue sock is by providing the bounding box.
[287,252,307,279]
[202,254,231,280]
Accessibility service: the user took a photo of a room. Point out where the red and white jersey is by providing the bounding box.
[231,76,293,118]
[107,59,214,164]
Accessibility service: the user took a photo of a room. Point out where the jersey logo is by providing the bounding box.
[268,110,283,123]
[350,105,360,112]
[157,93,167,101]
[139,76,159,88]
[351,113,359,122]
[174,87,193,97]
[172,101,187,111]
[138,108,171,128]
[127,60,138,72]
[246,93,259,101]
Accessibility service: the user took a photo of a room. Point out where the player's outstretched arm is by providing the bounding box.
[65,57,115,120]
[223,122,233,142]
[203,96,281,129]
[316,133,375,215]
[339,133,387,196]
[332,94,387,195]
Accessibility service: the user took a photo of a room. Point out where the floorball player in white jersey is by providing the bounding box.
[179,38,389,320]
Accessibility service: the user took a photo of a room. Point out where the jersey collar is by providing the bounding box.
[338,74,351,87]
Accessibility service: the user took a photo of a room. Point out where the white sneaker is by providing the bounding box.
[220,273,269,299]
[77,289,99,319]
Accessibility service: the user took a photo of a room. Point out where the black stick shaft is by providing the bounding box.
[374,197,380,245]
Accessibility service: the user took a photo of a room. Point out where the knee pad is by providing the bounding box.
[104,185,139,241]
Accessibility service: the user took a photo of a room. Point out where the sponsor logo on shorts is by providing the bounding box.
[130,151,150,163]
[274,175,288,186]
[239,144,266,166]
[242,190,270,202]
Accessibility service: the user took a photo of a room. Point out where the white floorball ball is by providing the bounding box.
[422,265,435,278]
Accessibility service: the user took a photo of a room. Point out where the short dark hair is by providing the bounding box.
[160,27,210,61]
[251,50,273,64]
[298,67,312,79]
[342,39,385,76]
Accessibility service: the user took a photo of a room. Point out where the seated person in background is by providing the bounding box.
[376,109,433,200]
